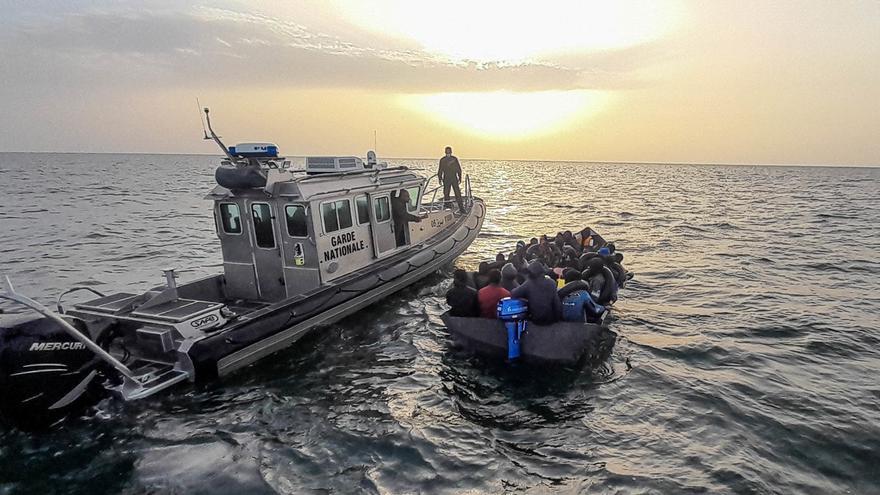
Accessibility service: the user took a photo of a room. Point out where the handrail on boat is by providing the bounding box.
[420,172,475,213]
[298,165,411,182]
[420,173,447,213]
[56,287,106,314]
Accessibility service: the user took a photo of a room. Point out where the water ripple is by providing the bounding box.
[0,154,878,494]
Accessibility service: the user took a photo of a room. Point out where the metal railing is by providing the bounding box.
[420,173,446,213]
[56,287,106,314]
[419,173,474,214]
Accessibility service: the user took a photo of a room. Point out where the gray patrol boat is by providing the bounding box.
[0,109,485,428]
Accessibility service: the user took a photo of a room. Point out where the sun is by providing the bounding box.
[331,0,683,63]
[399,90,609,139]
[330,1,678,138]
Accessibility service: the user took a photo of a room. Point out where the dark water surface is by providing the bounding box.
[0,153,878,494]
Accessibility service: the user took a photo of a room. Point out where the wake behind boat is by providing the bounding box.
[0,110,485,429]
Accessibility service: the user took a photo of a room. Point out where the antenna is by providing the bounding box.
[196,97,209,140]
[373,130,377,154]
[203,107,237,161]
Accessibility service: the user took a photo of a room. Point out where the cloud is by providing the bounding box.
[0,4,668,94]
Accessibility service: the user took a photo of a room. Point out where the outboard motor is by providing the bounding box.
[497,298,528,361]
[0,314,105,429]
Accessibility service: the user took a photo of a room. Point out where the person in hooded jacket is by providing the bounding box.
[446,269,478,317]
[470,262,491,290]
[391,189,423,247]
[561,258,581,272]
[508,252,526,272]
[525,238,541,261]
[558,270,605,322]
[487,252,507,271]
[511,261,562,324]
[578,252,598,271]
[500,262,520,292]
[510,240,527,260]
[607,252,628,288]
[562,230,580,252]
[531,237,558,266]
[554,232,566,251]
[595,246,620,297]
[583,258,617,305]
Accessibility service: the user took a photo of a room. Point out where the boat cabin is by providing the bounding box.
[207,155,456,302]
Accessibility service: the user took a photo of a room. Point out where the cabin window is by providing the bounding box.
[374,196,391,223]
[355,195,370,225]
[406,186,421,212]
[285,205,308,237]
[219,203,242,234]
[321,199,353,233]
[251,203,275,248]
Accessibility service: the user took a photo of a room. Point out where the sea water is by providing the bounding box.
[0,153,878,494]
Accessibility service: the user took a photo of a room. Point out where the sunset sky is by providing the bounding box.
[0,1,877,165]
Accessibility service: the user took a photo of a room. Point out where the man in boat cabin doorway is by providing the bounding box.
[392,189,423,247]
[438,146,465,213]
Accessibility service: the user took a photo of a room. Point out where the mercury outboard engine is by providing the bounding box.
[0,314,105,429]
[497,298,529,361]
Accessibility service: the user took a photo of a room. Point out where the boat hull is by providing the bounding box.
[189,199,486,380]
[441,312,617,366]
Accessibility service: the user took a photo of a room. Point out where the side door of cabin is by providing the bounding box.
[245,200,287,302]
[402,184,428,244]
[368,192,397,257]
[215,200,259,300]
[279,203,321,297]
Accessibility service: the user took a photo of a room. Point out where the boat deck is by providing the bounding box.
[78,293,223,323]
[131,300,224,323]
[75,291,270,322]
[76,292,140,314]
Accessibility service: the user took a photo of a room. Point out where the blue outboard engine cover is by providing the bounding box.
[497,298,528,361]
[497,297,528,321]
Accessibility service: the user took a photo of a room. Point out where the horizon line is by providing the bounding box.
[0,150,877,169]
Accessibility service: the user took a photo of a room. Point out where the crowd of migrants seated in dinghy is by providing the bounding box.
[440,227,630,364]
[446,227,632,325]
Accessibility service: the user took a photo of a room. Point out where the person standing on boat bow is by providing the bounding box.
[438,146,466,213]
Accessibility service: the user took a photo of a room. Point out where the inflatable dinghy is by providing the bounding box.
[441,312,616,365]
